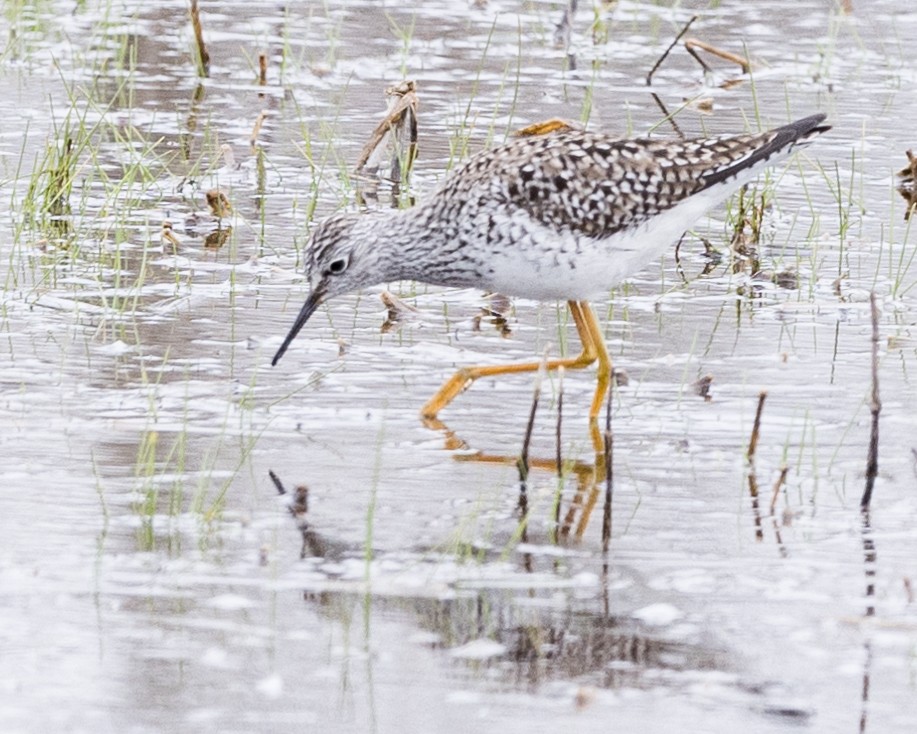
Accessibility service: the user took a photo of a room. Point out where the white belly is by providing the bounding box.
[485,180,745,301]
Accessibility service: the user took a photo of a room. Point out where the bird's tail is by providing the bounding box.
[701,113,830,190]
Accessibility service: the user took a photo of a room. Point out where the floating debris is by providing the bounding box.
[206,189,233,218]
[896,149,917,220]
[472,292,513,337]
[512,118,583,137]
[250,110,269,152]
[354,80,418,185]
[380,290,419,333]
[220,143,238,171]
[693,374,714,401]
[183,189,235,247]
[268,470,309,528]
[687,96,715,113]
[685,38,751,76]
[574,686,597,710]
[161,220,181,250]
[772,269,800,290]
[203,228,232,249]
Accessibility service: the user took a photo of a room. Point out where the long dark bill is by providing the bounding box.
[271,287,325,366]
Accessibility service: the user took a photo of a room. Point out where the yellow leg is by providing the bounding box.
[420,300,612,422]
[580,302,612,422]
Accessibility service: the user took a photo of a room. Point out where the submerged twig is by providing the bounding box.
[861,292,881,509]
[553,366,565,541]
[748,391,767,465]
[518,349,548,501]
[555,365,565,474]
[601,380,614,554]
[747,470,764,541]
[269,470,309,528]
[745,392,767,541]
[258,52,268,85]
[858,507,877,733]
[768,465,789,515]
[860,510,877,617]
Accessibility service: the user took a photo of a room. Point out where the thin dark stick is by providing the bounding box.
[189,0,210,77]
[258,52,268,85]
[517,352,547,501]
[768,465,789,515]
[601,378,614,553]
[768,464,790,555]
[859,639,873,734]
[748,391,767,464]
[516,357,547,550]
[770,514,788,559]
[268,469,286,495]
[646,15,698,86]
[649,93,684,138]
[746,392,766,542]
[556,366,564,475]
[859,507,877,733]
[553,366,565,541]
[861,292,881,509]
[747,470,763,541]
[860,509,877,616]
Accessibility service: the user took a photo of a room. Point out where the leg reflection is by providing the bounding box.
[422,416,608,542]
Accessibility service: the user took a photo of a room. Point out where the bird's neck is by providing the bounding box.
[360,205,457,284]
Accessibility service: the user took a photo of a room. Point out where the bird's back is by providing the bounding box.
[435,115,829,242]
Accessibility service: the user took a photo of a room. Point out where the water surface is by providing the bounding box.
[1,1,916,732]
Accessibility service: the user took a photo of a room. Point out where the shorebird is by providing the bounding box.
[272,114,829,422]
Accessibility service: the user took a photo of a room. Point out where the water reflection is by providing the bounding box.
[3,0,917,731]
[376,591,727,693]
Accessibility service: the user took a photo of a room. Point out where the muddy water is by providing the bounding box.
[1,1,916,732]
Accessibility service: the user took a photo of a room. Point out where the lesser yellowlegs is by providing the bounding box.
[272,114,829,422]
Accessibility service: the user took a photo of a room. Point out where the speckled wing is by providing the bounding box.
[449,114,828,240]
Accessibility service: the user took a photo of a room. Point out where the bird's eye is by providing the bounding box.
[328,257,348,275]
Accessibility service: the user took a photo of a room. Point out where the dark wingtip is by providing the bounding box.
[788,113,831,139]
[698,113,830,192]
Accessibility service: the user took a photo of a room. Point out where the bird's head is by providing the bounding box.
[272,211,383,365]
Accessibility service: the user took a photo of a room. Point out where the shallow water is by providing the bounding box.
[1,1,916,732]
